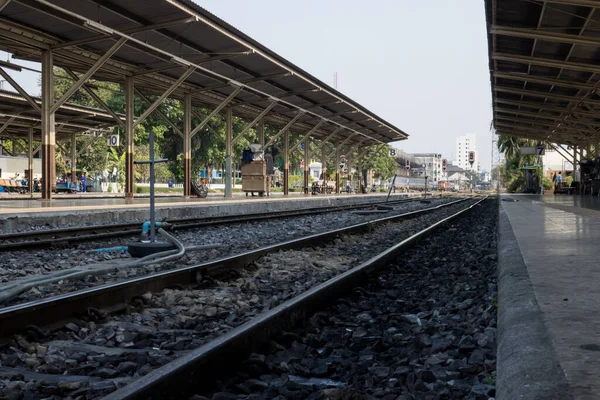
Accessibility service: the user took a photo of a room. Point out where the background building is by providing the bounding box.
[454,133,479,172]
[411,153,443,182]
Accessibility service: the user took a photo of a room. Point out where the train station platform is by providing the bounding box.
[0,192,421,232]
[498,194,600,400]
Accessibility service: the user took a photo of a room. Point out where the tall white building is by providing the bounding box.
[454,133,479,172]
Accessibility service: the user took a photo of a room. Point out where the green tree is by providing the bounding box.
[363,146,398,180]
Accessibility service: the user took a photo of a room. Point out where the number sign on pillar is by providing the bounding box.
[107,134,120,147]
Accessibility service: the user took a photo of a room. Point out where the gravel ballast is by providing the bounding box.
[198,198,498,400]
[0,200,476,399]
[1,198,454,306]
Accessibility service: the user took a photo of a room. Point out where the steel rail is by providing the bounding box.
[0,197,471,337]
[0,197,426,251]
[103,196,487,400]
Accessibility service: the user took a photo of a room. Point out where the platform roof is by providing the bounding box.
[485,0,600,146]
[0,89,118,139]
[0,0,408,147]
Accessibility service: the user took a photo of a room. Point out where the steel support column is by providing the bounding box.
[304,135,309,194]
[225,107,232,199]
[125,76,135,198]
[258,119,264,150]
[70,133,76,183]
[358,155,363,194]
[41,50,55,200]
[284,131,289,196]
[28,127,33,195]
[335,146,341,194]
[321,142,327,181]
[184,94,192,197]
[347,152,352,193]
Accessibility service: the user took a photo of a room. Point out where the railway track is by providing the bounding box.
[0,197,429,252]
[0,196,482,400]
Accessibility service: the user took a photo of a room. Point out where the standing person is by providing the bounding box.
[80,172,87,193]
[556,171,563,190]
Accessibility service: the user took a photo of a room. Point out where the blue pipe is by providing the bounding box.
[142,221,163,234]
[89,246,128,253]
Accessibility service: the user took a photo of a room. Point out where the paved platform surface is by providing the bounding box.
[501,194,600,399]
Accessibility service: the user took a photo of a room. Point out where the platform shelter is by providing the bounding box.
[0,0,408,199]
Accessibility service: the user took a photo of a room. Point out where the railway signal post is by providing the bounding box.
[468,151,475,193]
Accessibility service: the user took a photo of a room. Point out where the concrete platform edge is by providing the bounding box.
[497,207,573,400]
[0,195,406,232]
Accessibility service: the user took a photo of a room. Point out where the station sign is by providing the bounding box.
[536,146,545,155]
[468,151,475,165]
[107,134,120,147]
[405,159,410,170]
[389,148,397,157]
[520,146,545,155]
[442,158,447,171]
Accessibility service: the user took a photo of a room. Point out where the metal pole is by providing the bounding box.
[284,130,289,195]
[184,94,192,197]
[358,156,363,194]
[71,133,77,184]
[125,76,135,198]
[149,129,156,242]
[335,146,340,194]
[41,50,55,200]
[347,152,353,193]
[321,141,327,192]
[225,107,232,199]
[386,174,397,202]
[258,119,264,150]
[304,135,309,194]
[28,127,33,195]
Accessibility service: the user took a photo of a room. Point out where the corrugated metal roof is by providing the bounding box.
[485,0,600,146]
[0,0,408,146]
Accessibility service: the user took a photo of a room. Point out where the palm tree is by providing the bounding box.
[497,134,523,161]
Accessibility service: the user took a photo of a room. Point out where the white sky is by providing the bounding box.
[0,1,493,170]
[197,0,494,170]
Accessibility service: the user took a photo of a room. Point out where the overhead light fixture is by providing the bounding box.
[228,79,243,87]
[83,20,114,36]
[170,57,193,68]
[268,95,279,103]
[0,60,22,72]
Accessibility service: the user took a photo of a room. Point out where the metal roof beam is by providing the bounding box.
[492,25,600,48]
[496,108,563,121]
[494,72,596,91]
[51,16,197,49]
[51,37,128,113]
[318,127,344,150]
[134,88,183,137]
[494,99,599,118]
[493,53,600,74]
[232,101,277,145]
[290,120,326,153]
[134,66,196,128]
[0,0,10,12]
[133,52,251,76]
[62,67,124,128]
[194,72,290,94]
[538,0,600,6]
[190,86,243,138]
[264,111,305,148]
[0,67,40,113]
[495,87,600,106]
